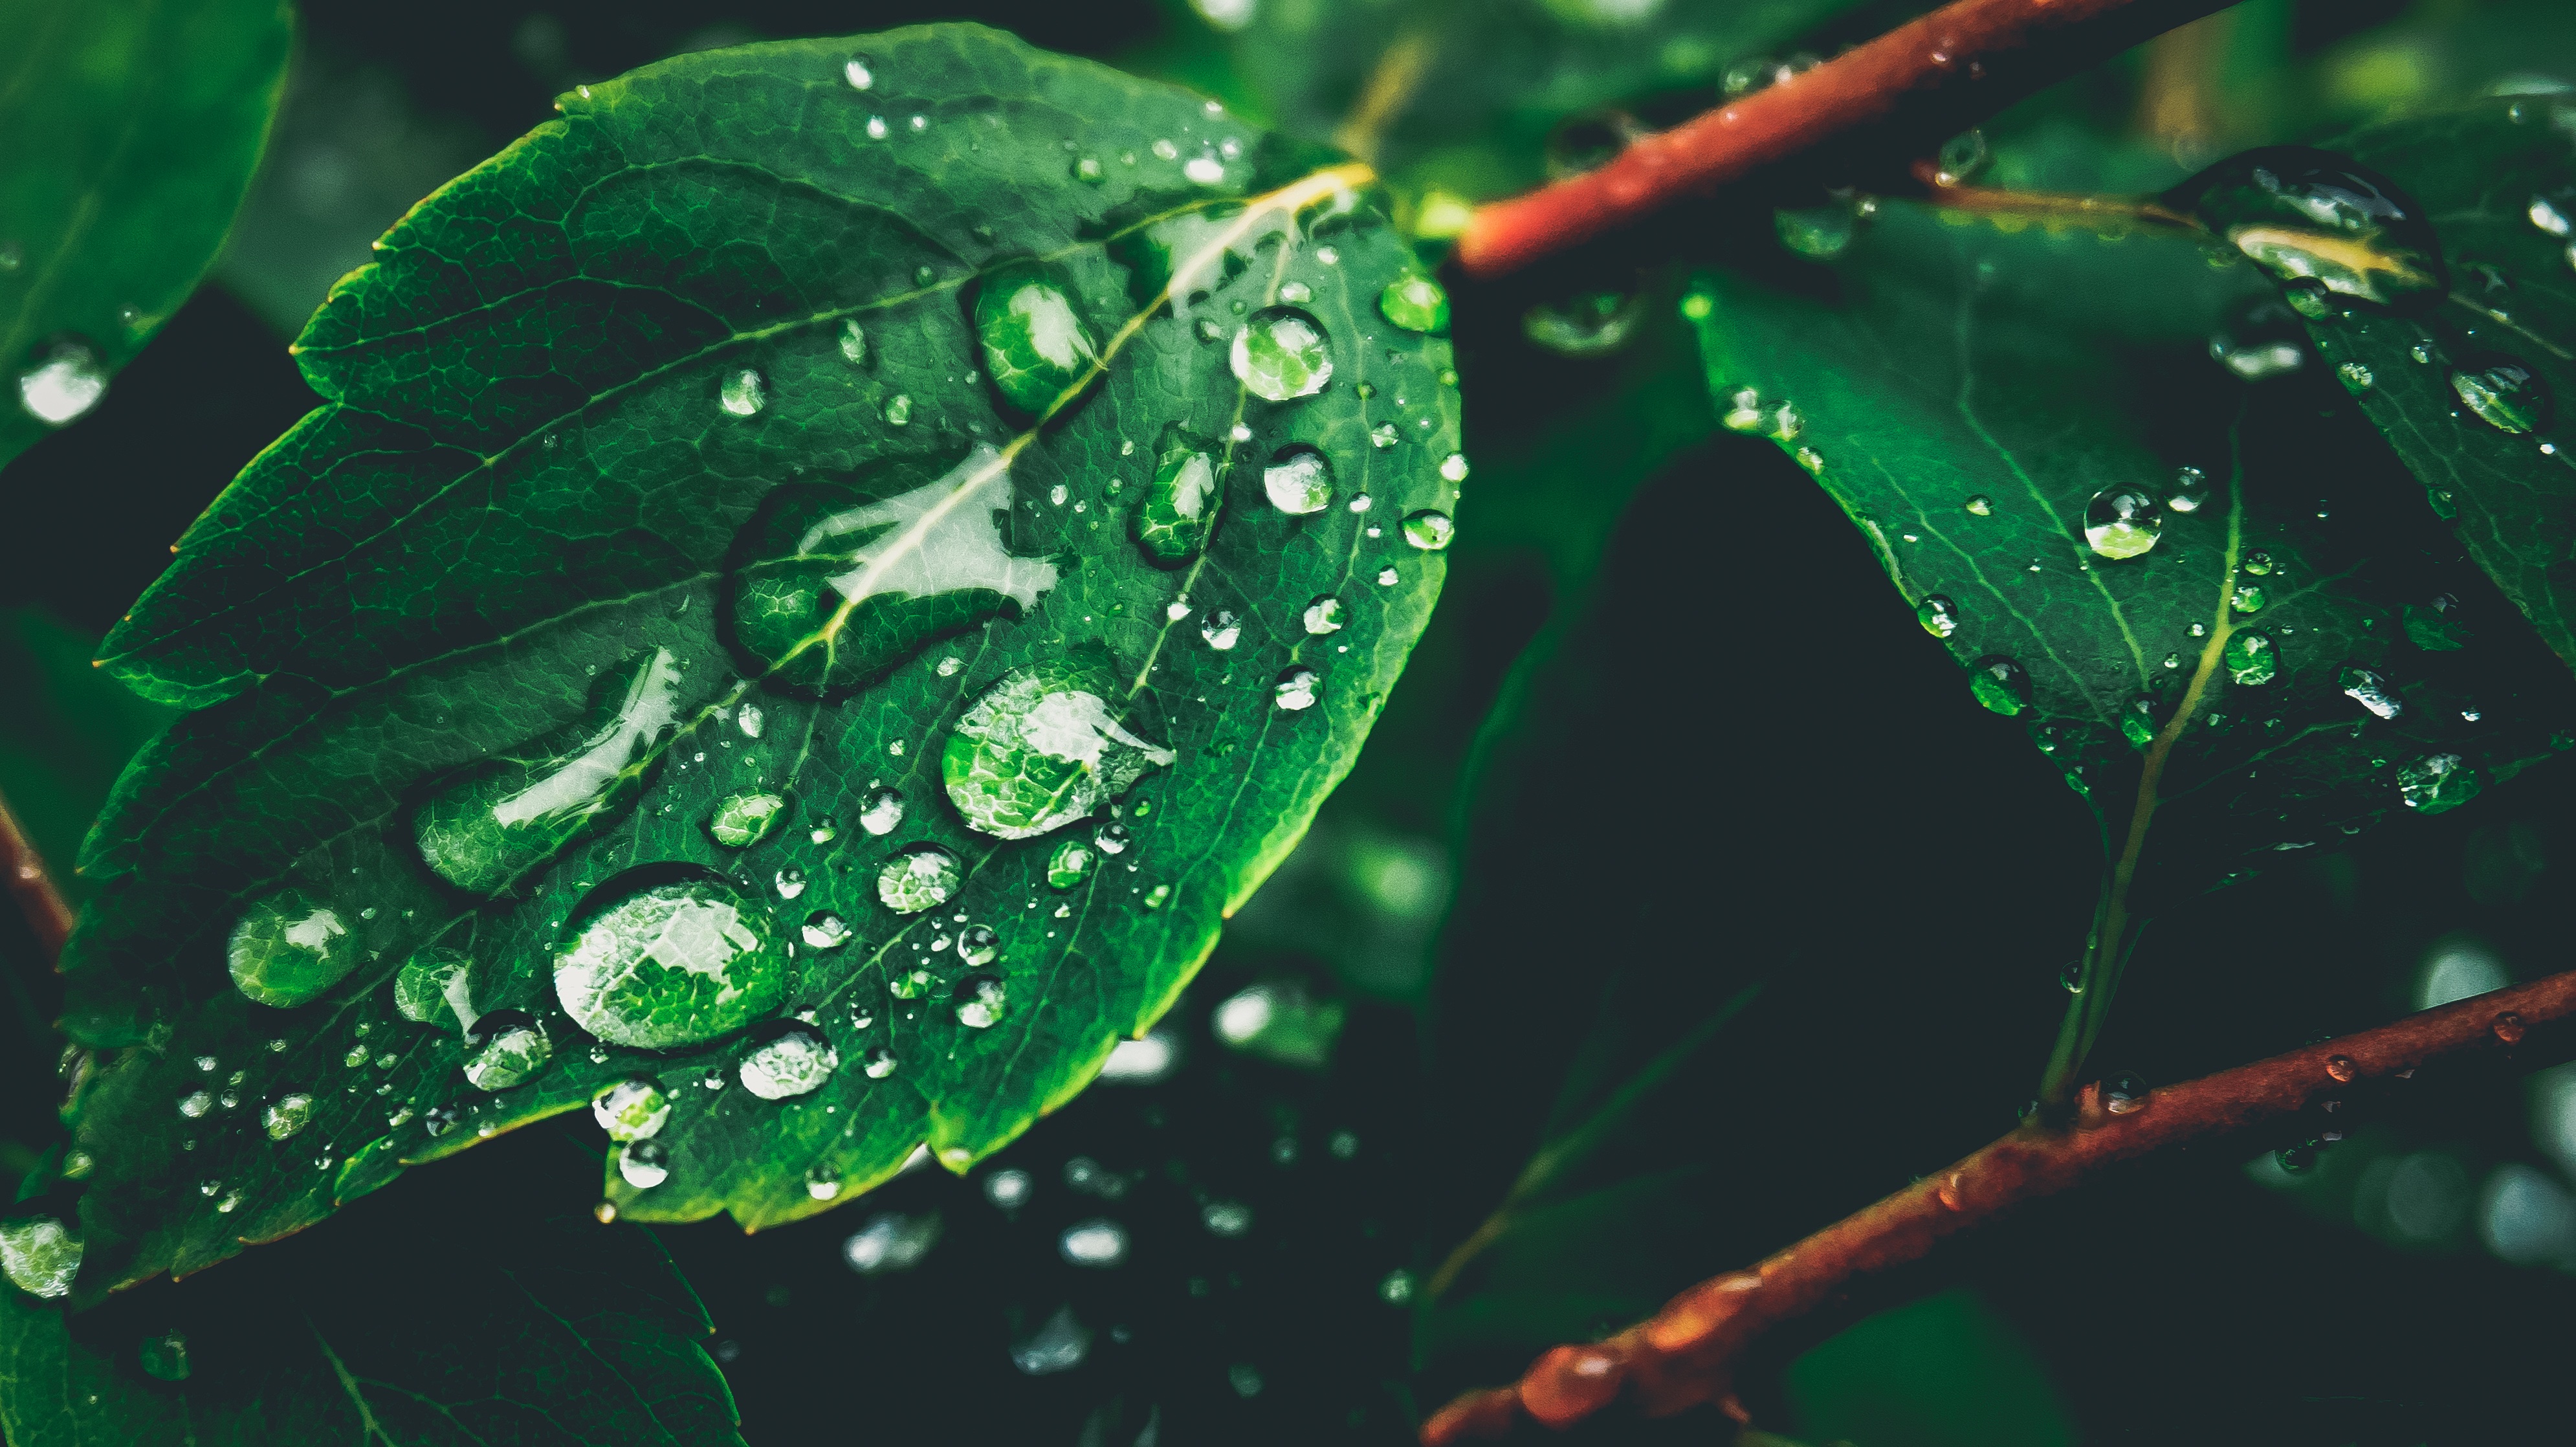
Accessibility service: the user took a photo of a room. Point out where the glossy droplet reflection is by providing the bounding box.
[878,846,962,913]
[2172,146,2446,307]
[554,876,787,1049]
[415,647,688,895]
[229,889,362,1008]
[2083,489,2164,560]
[707,791,787,848]
[1302,595,1345,635]
[0,1215,80,1298]
[261,1093,314,1141]
[395,945,479,1032]
[17,341,107,425]
[1263,447,1334,514]
[1230,307,1333,401]
[2340,666,2403,720]
[2223,630,2278,685]
[954,973,1007,1028]
[619,1140,671,1189]
[720,368,765,417]
[592,1078,670,1142]
[974,262,1101,415]
[1048,836,1097,889]
[1378,273,1450,333]
[1274,667,1320,712]
[859,788,905,835]
[2450,357,2552,434]
[1968,656,2029,716]
[941,659,1175,839]
[461,1010,552,1090]
[2397,752,2482,813]
[1402,511,1455,551]
[740,1025,839,1099]
[1917,595,1959,638]
[1136,425,1223,562]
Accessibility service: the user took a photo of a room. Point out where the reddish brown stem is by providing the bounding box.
[1421,971,2576,1442]
[1455,0,2238,278]
[0,788,72,966]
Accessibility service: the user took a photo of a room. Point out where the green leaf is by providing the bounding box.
[0,0,290,470]
[0,1175,743,1446]
[1211,0,1864,199]
[58,25,1456,1298]
[2207,100,2576,672]
[1783,1289,2075,1447]
[1687,202,2576,920]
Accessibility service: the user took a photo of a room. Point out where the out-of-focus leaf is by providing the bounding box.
[0,0,291,470]
[1783,1288,2075,1447]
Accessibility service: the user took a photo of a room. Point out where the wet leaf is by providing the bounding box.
[2229,100,2576,672]
[0,0,290,470]
[58,25,1455,1298]
[1688,201,2576,916]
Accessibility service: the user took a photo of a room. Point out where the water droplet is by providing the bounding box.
[1963,494,1993,516]
[555,875,787,1049]
[844,54,874,89]
[883,393,913,425]
[725,445,1055,692]
[1378,272,1450,333]
[720,368,765,417]
[1379,1268,1416,1305]
[856,1044,897,1079]
[942,659,1175,839]
[1523,291,1646,355]
[845,1210,940,1273]
[1368,421,1399,450]
[2223,630,2278,685]
[1402,510,1455,550]
[393,945,479,1033]
[416,648,688,894]
[2534,194,2574,236]
[1262,447,1334,514]
[1048,837,1097,888]
[2083,489,2164,559]
[1438,453,1470,486]
[954,973,1007,1028]
[462,1009,553,1090]
[261,1092,314,1140]
[1229,307,1334,400]
[1933,128,1990,186]
[707,791,789,849]
[2324,1054,2357,1083]
[1968,656,2029,715]
[2339,667,2403,720]
[809,816,840,845]
[2231,583,2265,614]
[740,1024,839,1099]
[975,262,1102,415]
[1199,608,1242,650]
[592,1078,670,1141]
[2494,1010,2529,1045]
[878,846,962,913]
[1917,595,1960,637]
[2166,466,2210,513]
[2449,357,2552,433]
[1136,425,1224,562]
[1302,595,1345,634]
[228,889,362,1008]
[801,911,852,950]
[1202,1200,1253,1237]
[1775,198,1859,258]
[1093,823,1132,856]
[1273,667,1320,711]
[2242,551,2275,577]
[2336,359,2375,393]
[1073,155,1105,183]
[619,1140,671,1189]
[17,340,107,425]
[2174,147,2446,307]
[772,867,808,901]
[866,116,889,140]
[0,1215,80,1298]
[806,1164,842,1200]
[834,318,870,368]
[2397,751,2482,813]
[2102,1072,2148,1114]
[1376,565,1400,586]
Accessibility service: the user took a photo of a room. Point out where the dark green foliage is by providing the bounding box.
[54,25,1458,1300]
[0,0,291,470]
[1688,202,2576,911]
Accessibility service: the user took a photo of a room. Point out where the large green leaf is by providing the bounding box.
[1,1155,742,1447]
[2200,100,2576,670]
[0,0,290,470]
[57,24,1457,1298]
[1687,201,2576,1070]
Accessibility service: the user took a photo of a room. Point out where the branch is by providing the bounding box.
[1455,0,2239,278]
[1420,969,2576,1442]
[0,788,73,966]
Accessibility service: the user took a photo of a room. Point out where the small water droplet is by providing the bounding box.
[707,791,789,848]
[883,393,914,425]
[1376,565,1400,586]
[2449,357,2552,433]
[2174,148,2445,308]
[1273,667,1320,711]
[1302,595,1345,634]
[720,368,766,417]
[877,846,962,913]
[555,876,787,1049]
[462,1010,553,1090]
[1199,608,1242,650]
[2166,465,2210,513]
[1401,510,1454,550]
[1916,595,1960,637]
[1968,656,2029,715]
[1964,494,1993,516]
[261,1093,314,1140]
[2102,1072,2148,1114]
[1136,426,1224,561]
[2223,630,2278,685]
[2397,752,2481,813]
[2494,1010,2529,1045]
[775,867,808,900]
[2324,1054,2357,1083]
[809,816,840,845]
[1048,836,1097,888]
[802,911,852,949]
[2339,667,2403,720]
[975,262,1102,415]
[2336,359,2375,393]
[2084,489,2164,559]
[1262,447,1333,514]
[844,54,874,89]
[228,890,361,1008]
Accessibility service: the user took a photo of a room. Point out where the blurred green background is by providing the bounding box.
[11,1,2576,1443]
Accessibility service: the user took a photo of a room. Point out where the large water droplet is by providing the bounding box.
[720,368,766,417]
[228,889,362,1008]
[1303,595,1345,634]
[2339,666,2404,720]
[707,791,788,848]
[1968,656,2029,715]
[1136,426,1224,562]
[1273,666,1320,711]
[859,787,905,835]
[941,659,1176,839]
[2172,146,2445,307]
[1048,836,1097,888]
[1917,595,1960,637]
[727,445,1055,692]
[2449,357,2553,434]
[592,1078,670,1141]
[1200,608,1242,650]
[261,1092,314,1141]
[415,646,689,894]
[0,1215,80,1298]
[862,1045,899,1078]
[739,1024,839,1099]
[1378,273,1449,333]
[462,1009,553,1090]
[553,874,787,1049]
[1263,447,1334,514]
[619,1140,671,1189]
[394,945,479,1033]
[17,340,107,425]
[1401,510,1455,551]
[2223,630,2278,685]
[956,924,1000,966]
[974,262,1101,415]
[2398,752,2482,813]
[877,846,962,913]
[1230,307,1334,401]
[954,973,1007,1028]
[2083,489,2164,559]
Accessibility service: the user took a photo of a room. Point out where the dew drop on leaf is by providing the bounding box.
[2223,630,2280,685]
[739,1024,839,1099]
[877,846,962,914]
[554,876,787,1049]
[1199,608,1242,650]
[461,1009,552,1090]
[2337,359,2375,393]
[857,787,905,836]
[591,1078,670,1142]
[1274,666,1321,711]
[802,911,851,949]
[842,53,874,90]
[940,660,1174,839]
[1262,446,1334,514]
[1302,595,1345,634]
[1401,510,1455,551]
[0,1216,80,1298]
[719,368,765,417]
[1439,452,1470,483]
[2083,488,2164,559]
[1093,823,1131,856]
[954,973,1007,1028]
[1968,656,2029,715]
[395,945,479,1032]
[957,924,1000,966]
[1048,837,1098,888]
[1136,426,1223,562]
[1964,494,1992,516]
[2449,357,2551,433]
[2232,582,2266,613]
[707,791,788,848]
[1917,595,1960,637]
[2167,465,2210,513]
[2172,146,2446,308]
[261,1093,313,1141]
[861,1046,898,1079]
[619,1140,670,1189]
[1230,307,1334,400]
[2340,667,2403,720]
[974,262,1101,415]
[2397,751,2482,813]
[1377,273,1449,333]
[228,889,360,1008]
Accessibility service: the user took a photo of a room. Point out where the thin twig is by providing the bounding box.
[1455,0,2240,277]
[1331,27,1441,164]
[0,787,73,966]
[1421,969,2576,1441]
